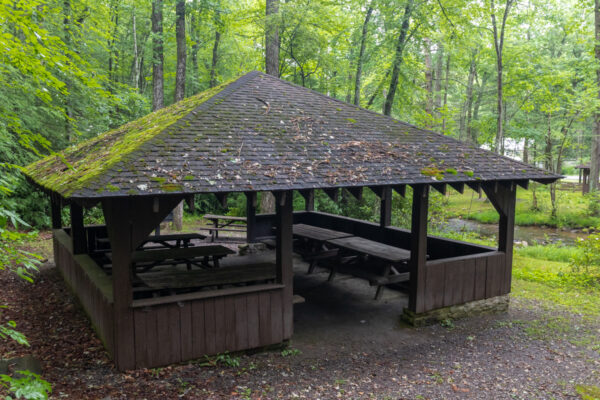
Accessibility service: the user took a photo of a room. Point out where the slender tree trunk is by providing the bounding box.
[592,0,600,191]
[441,53,450,132]
[209,30,221,88]
[433,44,443,114]
[522,138,529,163]
[471,70,488,143]
[491,0,513,154]
[265,0,280,76]
[174,0,186,102]
[384,0,414,116]
[63,0,73,142]
[262,0,279,213]
[130,9,140,89]
[465,57,476,143]
[190,0,200,95]
[367,69,391,108]
[152,0,164,111]
[354,5,373,106]
[424,39,434,121]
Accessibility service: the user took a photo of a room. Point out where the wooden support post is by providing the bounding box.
[346,187,363,201]
[70,202,86,254]
[102,198,135,371]
[408,184,429,313]
[299,189,314,212]
[323,188,339,202]
[392,185,406,197]
[215,193,228,208]
[275,190,294,339]
[448,182,464,194]
[245,192,257,243]
[380,186,392,227]
[51,196,62,229]
[483,182,516,294]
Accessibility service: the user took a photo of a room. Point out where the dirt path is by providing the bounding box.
[1,259,598,399]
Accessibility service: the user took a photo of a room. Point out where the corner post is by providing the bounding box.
[51,196,62,229]
[408,184,429,313]
[299,189,314,212]
[102,198,135,371]
[275,190,294,339]
[70,202,86,254]
[380,186,392,227]
[245,192,257,243]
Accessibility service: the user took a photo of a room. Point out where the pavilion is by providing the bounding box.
[24,71,560,371]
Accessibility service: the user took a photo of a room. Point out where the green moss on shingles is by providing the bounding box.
[23,79,236,197]
[161,183,183,192]
[105,184,119,192]
[183,175,195,181]
[151,177,166,184]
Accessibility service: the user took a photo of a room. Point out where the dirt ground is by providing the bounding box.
[1,241,599,399]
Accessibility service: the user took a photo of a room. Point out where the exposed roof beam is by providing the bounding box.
[431,183,446,195]
[323,188,339,202]
[345,187,363,201]
[392,185,406,197]
[449,182,464,194]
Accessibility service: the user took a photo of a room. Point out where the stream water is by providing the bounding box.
[440,218,587,246]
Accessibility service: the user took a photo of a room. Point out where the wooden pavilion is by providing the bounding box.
[576,164,590,194]
[24,71,560,371]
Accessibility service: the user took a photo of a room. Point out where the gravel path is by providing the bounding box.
[1,258,598,399]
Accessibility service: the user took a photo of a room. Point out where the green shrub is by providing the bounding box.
[569,233,600,286]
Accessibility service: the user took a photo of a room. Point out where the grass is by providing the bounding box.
[443,185,600,229]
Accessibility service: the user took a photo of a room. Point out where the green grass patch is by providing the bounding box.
[444,186,600,229]
[516,244,582,263]
[576,384,600,400]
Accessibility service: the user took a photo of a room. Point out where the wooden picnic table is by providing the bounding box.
[138,262,276,290]
[130,244,235,272]
[202,214,247,242]
[292,224,354,273]
[140,233,207,249]
[325,236,411,300]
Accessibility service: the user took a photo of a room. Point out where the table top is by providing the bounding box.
[132,244,235,263]
[203,214,247,222]
[326,236,410,263]
[143,233,207,242]
[293,224,354,242]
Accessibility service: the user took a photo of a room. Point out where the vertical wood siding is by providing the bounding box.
[53,230,114,356]
[422,251,507,313]
[132,288,288,369]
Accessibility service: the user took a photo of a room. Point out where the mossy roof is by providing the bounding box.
[24,71,560,199]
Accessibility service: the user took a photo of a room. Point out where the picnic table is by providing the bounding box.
[129,244,235,272]
[140,233,207,249]
[202,214,247,242]
[292,224,353,273]
[325,236,411,300]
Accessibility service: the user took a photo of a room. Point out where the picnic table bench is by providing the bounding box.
[140,233,207,249]
[130,245,235,272]
[325,236,411,299]
[292,224,353,273]
[137,262,276,290]
[202,214,247,242]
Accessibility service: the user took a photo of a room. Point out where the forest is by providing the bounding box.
[1,0,600,399]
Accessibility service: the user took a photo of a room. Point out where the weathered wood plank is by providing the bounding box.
[191,301,206,359]
[247,293,260,348]
[224,297,236,351]
[474,256,487,300]
[179,302,193,361]
[409,185,429,313]
[258,292,272,346]
[462,257,476,303]
[214,297,226,354]
[204,298,217,355]
[234,295,249,351]
[270,291,283,344]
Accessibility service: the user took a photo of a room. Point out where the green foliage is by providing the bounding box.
[569,234,600,286]
[198,352,240,368]
[280,348,301,357]
[576,384,600,400]
[0,371,52,400]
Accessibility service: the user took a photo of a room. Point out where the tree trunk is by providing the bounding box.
[441,53,450,132]
[172,202,184,231]
[433,44,443,114]
[522,138,529,163]
[190,0,200,95]
[471,70,488,142]
[384,0,414,116]
[354,5,373,106]
[63,0,73,142]
[465,57,476,143]
[592,0,600,191]
[130,9,140,90]
[263,0,279,213]
[209,30,221,88]
[152,0,164,111]
[265,0,280,76]
[174,0,186,102]
[424,39,434,121]
[491,0,513,154]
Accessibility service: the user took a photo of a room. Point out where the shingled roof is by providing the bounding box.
[25,71,560,199]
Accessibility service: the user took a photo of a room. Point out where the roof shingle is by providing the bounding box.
[25,71,560,198]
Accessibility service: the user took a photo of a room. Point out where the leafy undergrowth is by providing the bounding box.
[576,384,600,400]
[444,186,600,229]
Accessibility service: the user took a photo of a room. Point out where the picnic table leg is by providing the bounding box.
[374,263,392,300]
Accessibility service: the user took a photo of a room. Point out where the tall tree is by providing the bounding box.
[174,0,186,102]
[151,0,164,111]
[262,0,280,213]
[354,4,373,106]
[383,0,414,116]
[490,0,514,154]
[265,0,280,76]
[592,0,600,191]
